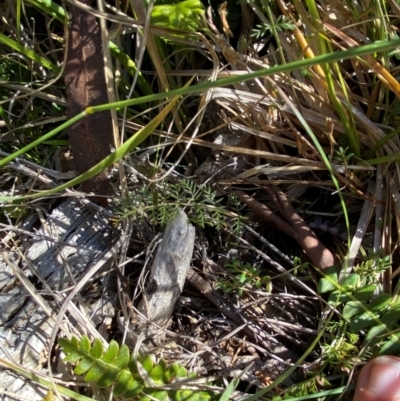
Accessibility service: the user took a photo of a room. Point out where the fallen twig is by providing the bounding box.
[236,188,335,270]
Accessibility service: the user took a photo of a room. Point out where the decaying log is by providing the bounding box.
[65,0,114,202]
[138,209,195,337]
[0,199,116,400]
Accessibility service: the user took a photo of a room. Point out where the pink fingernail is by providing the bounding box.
[358,356,400,400]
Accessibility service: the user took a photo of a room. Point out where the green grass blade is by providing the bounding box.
[0,357,96,401]
[25,0,154,96]
[2,40,400,201]
[0,33,60,72]
[271,386,351,400]
[89,38,400,113]
[0,84,186,201]
[0,112,85,167]
[218,377,239,401]
[25,0,66,22]
[16,0,22,42]
[109,42,153,95]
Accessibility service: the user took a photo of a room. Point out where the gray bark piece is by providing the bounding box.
[138,209,195,335]
[0,199,114,400]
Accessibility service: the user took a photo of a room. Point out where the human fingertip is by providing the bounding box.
[353,356,400,401]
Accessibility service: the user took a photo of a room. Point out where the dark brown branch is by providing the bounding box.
[235,190,296,238]
[65,0,114,205]
[236,189,335,270]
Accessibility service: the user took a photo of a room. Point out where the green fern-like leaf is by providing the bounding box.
[121,379,144,399]
[90,338,103,358]
[84,359,108,382]
[151,359,168,383]
[319,254,400,364]
[59,335,217,401]
[114,370,143,397]
[97,364,121,388]
[250,15,295,39]
[142,354,155,375]
[142,388,169,401]
[102,340,119,364]
[79,335,91,353]
[74,356,94,375]
[348,294,394,332]
[167,362,187,379]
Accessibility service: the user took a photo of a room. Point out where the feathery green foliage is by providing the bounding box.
[216,257,272,296]
[117,178,246,234]
[250,15,295,39]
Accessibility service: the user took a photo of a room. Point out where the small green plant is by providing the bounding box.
[0,57,17,81]
[250,15,295,39]
[59,335,217,401]
[332,146,355,164]
[215,257,271,296]
[271,374,330,400]
[322,333,359,370]
[151,0,206,34]
[318,257,400,357]
[117,178,246,234]
[292,256,310,276]
[354,253,392,278]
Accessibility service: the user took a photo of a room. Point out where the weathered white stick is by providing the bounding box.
[138,209,195,336]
